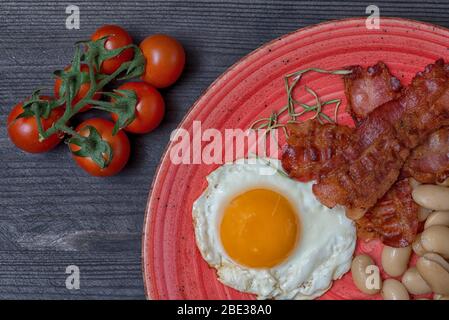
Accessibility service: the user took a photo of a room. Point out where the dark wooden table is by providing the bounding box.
[1,0,449,299]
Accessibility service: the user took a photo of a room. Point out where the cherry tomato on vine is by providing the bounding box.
[54,64,101,112]
[91,25,134,75]
[7,96,65,153]
[139,34,185,88]
[69,118,130,177]
[111,82,165,134]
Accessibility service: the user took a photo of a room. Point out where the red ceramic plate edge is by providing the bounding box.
[142,16,449,300]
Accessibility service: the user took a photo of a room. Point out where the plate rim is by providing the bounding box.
[141,16,449,300]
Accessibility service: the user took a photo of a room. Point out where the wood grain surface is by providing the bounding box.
[1,0,449,299]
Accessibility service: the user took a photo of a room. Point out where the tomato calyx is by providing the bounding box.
[31,36,145,157]
[68,125,113,169]
[89,89,138,135]
[17,90,54,120]
[79,36,145,80]
[11,26,151,171]
[12,90,64,142]
[117,47,146,80]
[79,36,126,72]
[53,47,91,109]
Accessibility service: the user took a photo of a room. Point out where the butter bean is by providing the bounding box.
[412,233,426,256]
[401,267,431,295]
[416,253,449,295]
[381,245,411,277]
[424,211,449,229]
[421,225,449,258]
[409,178,421,189]
[381,279,410,300]
[351,255,381,295]
[412,185,449,211]
[418,207,432,222]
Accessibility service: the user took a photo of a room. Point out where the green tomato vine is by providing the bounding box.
[18,36,146,169]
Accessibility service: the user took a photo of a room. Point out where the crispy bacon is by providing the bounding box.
[313,59,449,212]
[281,61,449,247]
[356,179,420,247]
[344,62,402,124]
[281,120,353,181]
[402,127,449,184]
[282,62,402,182]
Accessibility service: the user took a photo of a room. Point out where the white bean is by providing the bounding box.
[424,211,449,229]
[381,245,411,277]
[412,184,449,211]
[409,178,421,189]
[418,207,432,222]
[421,225,449,258]
[351,255,381,295]
[412,233,426,256]
[401,267,431,295]
[381,279,410,300]
[416,253,449,295]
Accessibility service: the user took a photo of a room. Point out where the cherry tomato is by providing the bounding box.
[69,118,130,177]
[139,34,185,88]
[7,96,65,153]
[111,82,165,134]
[54,64,101,112]
[91,25,134,75]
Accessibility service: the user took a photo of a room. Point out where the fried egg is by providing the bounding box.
[193,157,356,299]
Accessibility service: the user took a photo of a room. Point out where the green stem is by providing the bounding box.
[250,117,271,129]
[70,62,126,114]
[33,106,46,141]
[85,99,114,109]
[39,56,134,140]
[334,100,341,122]
[57,124,84,139]
[319,112,335,123]
[248,67,351,135]
[63,85,74,117]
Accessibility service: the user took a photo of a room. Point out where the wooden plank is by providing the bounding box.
[1,0,449,299]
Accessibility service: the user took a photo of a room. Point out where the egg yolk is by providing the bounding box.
[220,188,299,268]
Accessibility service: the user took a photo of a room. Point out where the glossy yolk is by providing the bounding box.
[220,188,299,268]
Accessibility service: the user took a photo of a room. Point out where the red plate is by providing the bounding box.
[143,17,449,300]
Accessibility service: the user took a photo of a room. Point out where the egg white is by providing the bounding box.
[193,157,356,299]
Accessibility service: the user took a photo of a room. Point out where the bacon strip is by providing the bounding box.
[356,179,420,247]
[344,62,402,125]
[402,127,449,184]
[313,59,449,212]
[281,120,353,182]
[282,62,403,182]
[281,61,442,247]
